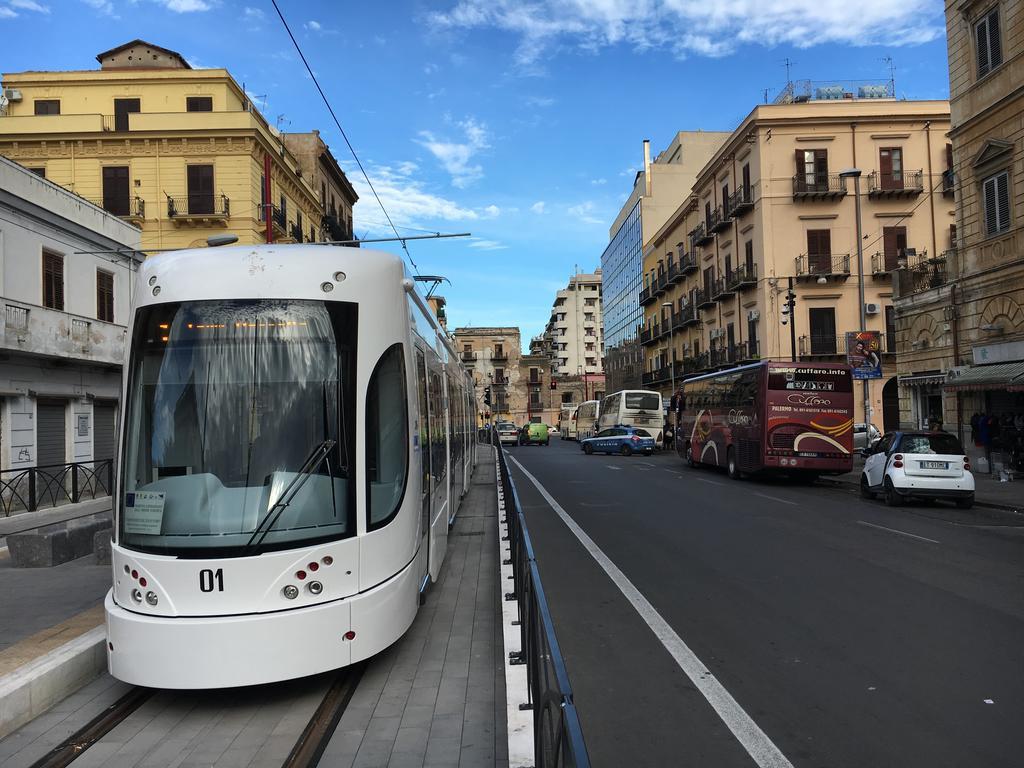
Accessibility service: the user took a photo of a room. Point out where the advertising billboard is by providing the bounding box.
[846,331,882,380]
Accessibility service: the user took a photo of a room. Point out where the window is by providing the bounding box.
[721,184,729,216]
[809,308,837,355]
[494,367,504,383]
[97,269,114,322]
[807,229,832,273]
[27,167,46,178]
[744,240,754,272]
[982,170,1010,235]
[34,99,60,115]
[705,201,712,228]
[185,96,213,112]
[320,182,326,205]
[883,226,908,270]
[187,164,214,214]
[530,367,539,383]
[367,343,408,528]
[42,251,64,310]
[747,316,758,355]
[113,98,140,132]
[975,7,1002,78]
[796,149,828,190]
[703,265,715,295]
[102,166,130,216]
[879,147,903,190]
[742,164,751,197]
[885,306,896,354]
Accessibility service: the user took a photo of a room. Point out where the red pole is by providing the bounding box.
[264,153,273,243]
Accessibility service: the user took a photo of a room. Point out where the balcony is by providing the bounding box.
[665,262,680,285]
[639,285,656,306]
[734,339,760,362]
[792,173,848,201]
[942,169,955,198]
[711,276,735,301]
[727,263,757,291]
[461,351,475,362]
[710,346,731,367]
[798,334,840,357]
[709,205,731,233]
[894,260,949,299]
[491,351,509,362]
[728,187,754,217]
[679,252,698,276]
[653,271,668,298]
[290,223,304,243]
[795,253,851,281]
[1,300,125,367]
[673,304,697,330]
[695,288,716,310]
[691,351,712,372]
[867,170,924,199]
[324,213,351,242]
[690,222,713,249]
[166,193,230,224]
[640,324,659,346]
[101,195,145,223]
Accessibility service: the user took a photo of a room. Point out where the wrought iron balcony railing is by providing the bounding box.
[728,186,754,217]
[792,173,848,200]
[867,169,924,198]
[166,193,230,219]
[795,253,851,280]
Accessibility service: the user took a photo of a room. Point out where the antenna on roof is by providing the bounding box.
[782,57,795,88]
[882,56,896,97]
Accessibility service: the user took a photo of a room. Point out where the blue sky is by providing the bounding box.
[2,0,951,346]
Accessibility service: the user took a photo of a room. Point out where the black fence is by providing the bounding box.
[0,459,113,517]
[492,432,591,767]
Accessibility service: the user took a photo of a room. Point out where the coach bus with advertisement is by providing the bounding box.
[674,361,854,480]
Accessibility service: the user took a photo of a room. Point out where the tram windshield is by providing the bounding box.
[119,299,357,556]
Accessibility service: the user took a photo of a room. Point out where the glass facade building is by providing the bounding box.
[600,200,643,391]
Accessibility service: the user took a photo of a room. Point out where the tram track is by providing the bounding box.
[26,664,365,768]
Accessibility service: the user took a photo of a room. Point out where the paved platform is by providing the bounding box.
[0,450,509,768]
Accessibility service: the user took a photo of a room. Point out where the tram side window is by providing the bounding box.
[367,343,408,528]
[430,371,447,483]
[416,352,430,533]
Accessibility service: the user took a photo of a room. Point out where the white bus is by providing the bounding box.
[559,404,577,440]
[575,400,601,440]
[597,390,665,447]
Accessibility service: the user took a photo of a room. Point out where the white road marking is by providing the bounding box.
[605,465,622,471]
[507,454,795,768]
[664,469,684,475]
[693,476,726,486]
[635,461,657,468]
[856,520,940,544]
[753,492,799,507]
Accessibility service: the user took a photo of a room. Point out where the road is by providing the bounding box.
[504,437,1024,768]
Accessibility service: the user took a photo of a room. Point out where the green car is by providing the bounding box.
[518,423,550,446]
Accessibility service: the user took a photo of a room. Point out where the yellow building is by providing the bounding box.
[892,0,1024,471]
[640,94,952,433]
[0,40,324,251]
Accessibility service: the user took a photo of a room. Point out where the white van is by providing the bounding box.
[559,404,578,440]
[574,400,601,441]
[597,390,664,447]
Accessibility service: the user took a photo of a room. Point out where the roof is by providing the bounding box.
[95,40,191,68]
[943,361,1024,391]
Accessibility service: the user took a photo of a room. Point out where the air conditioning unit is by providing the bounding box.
[3,88,23,102]
[747,309,760,322]
[865,302,881,315]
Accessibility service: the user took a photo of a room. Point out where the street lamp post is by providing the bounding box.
[662,301,676,403]
[840,168,871,430]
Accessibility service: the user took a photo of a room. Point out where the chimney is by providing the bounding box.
[643,139,652,196]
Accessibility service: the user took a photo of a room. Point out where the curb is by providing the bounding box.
[0,625,107,741]
[820,476,1022,517]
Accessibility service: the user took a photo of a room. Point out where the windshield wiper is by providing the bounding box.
[243,439,336,553]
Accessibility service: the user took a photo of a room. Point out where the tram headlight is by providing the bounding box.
[307,581,323,595]
[145,591,158,606]
[131,588,143,603]
[282,585,299,600]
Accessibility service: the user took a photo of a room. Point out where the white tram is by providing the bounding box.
[105,245,476,689]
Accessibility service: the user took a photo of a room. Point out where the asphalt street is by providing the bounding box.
[504,436,1024,768]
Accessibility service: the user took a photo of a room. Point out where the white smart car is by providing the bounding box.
[860,431,975,509]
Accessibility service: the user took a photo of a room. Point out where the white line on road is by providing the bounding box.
[753,492,799,507]
[856,520,940,544]
[693,476,726,486]
[635,461,656,468]
[605,465,622,471]
[507,454,795,768]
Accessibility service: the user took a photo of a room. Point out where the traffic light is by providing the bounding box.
[483,386,492,406]
[550,380,557,390]
[780,290,796,325]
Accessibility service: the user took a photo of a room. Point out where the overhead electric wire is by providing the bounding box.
[269,0,418,272]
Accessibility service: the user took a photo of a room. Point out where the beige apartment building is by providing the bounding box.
[892,0,1024,471]
[540,270,604,376]
[640,96,953,433]
[602,132,730,392]
[452,327,545,425]
[0,40,343,251]
[281,130,358,242]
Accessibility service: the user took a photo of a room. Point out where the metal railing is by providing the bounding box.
[792,173,848,199]
[728,186,754,216]
[0,459,113,517]
[867,170,924,196]
[167,193,230,218]
[493,435,591,767]
[795,253,851,278]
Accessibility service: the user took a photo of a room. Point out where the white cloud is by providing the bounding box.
[530,201,546,214]
[468,239,508,250]
[591,178,607,185]
[429,0,943,66]
[9,0,48,12]
[525,95,555,108]
[243,6,263,21]
[567,201,604,226]
[417,117,490,188]
[80,0,114,14]
[160,0,212,11]
[305,19,321,30]
[0,5,17,16]
[350,162,482,234]
[423,62,439,75]
[482,204,501,218]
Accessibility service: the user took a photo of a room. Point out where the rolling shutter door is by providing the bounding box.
[93,402,117,461]
[36,400,66,468]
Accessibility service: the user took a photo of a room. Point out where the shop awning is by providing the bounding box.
[943,361,1024,391]
[899,373,946,387]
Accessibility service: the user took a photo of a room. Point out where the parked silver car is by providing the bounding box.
[853,423,882,452]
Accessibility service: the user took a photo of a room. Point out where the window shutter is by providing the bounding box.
[945,143,954,171]
[814,150,828,180]
[976,16,991,76]
[996,172,1009,232]
[988,10,1002,69]
[795,149,806,182]
[984,176,998,234]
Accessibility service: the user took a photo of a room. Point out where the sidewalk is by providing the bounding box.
[824,457,1022,514]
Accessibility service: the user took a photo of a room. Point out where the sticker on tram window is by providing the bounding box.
[123,491,165,535]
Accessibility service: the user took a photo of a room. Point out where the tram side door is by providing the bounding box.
[416,351,431,580]
[428,365,449,581]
